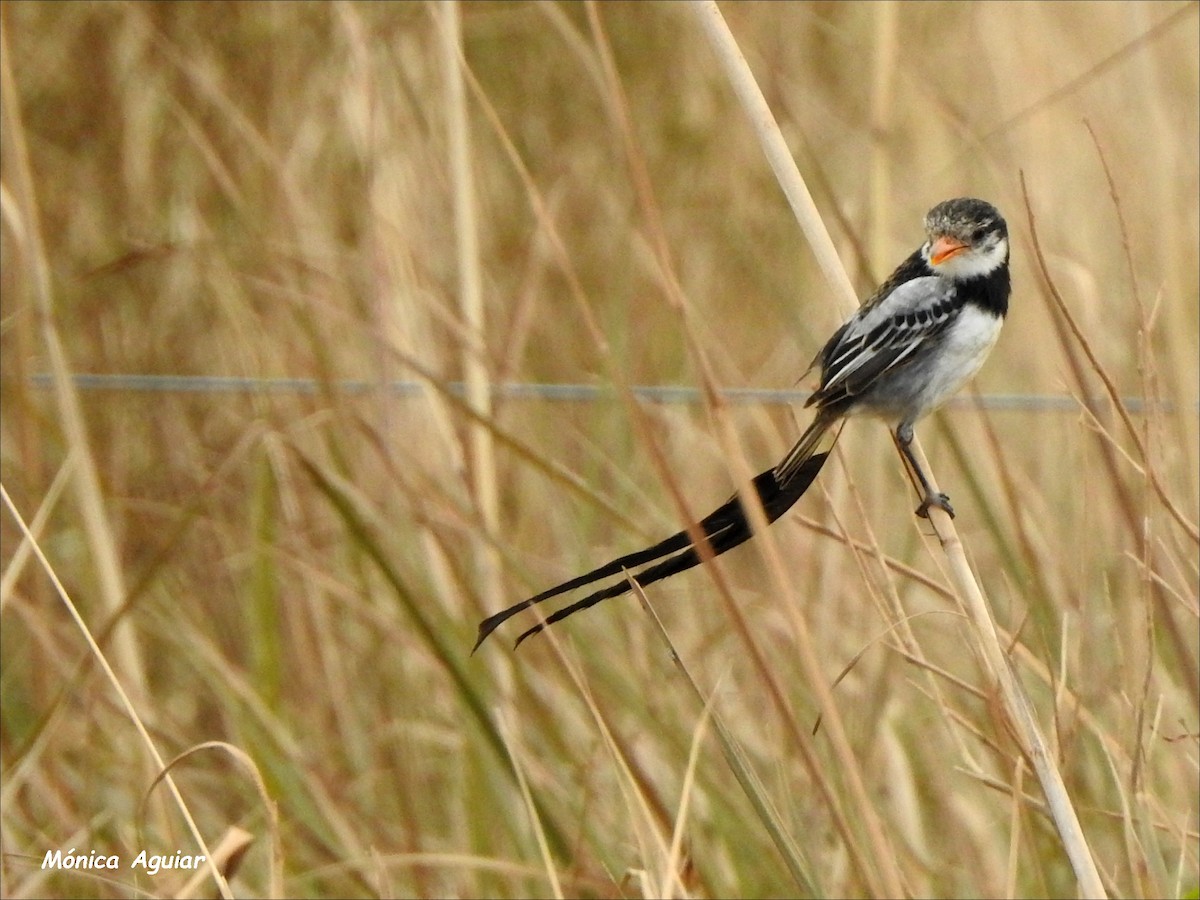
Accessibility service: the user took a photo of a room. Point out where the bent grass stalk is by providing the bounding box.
[696,3,1106,896]
[3,5,1194,897]
[1,486,232,900]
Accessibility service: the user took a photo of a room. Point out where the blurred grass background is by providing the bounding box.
[1,1,1197,897]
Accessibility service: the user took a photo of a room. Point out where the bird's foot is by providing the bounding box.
[916,492,955,519]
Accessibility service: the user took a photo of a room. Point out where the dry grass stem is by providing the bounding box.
[2,3,1194,897]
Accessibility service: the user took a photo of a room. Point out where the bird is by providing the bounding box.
[474,197,1010,652]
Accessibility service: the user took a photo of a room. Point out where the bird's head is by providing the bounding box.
[922,197,1009,281]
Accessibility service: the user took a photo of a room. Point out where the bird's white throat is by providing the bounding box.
[931,236,1008,282]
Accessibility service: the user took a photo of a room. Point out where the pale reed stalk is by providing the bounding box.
[439,2,502,610]
[691,3,1106,896]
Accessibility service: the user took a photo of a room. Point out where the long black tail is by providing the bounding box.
[474,415,840,651]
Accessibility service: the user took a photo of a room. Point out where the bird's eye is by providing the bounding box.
[971,226,988,243]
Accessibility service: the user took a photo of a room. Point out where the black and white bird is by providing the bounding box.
[475,197,1010,651]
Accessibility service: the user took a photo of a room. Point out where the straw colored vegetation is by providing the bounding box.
[1,2,1196,898]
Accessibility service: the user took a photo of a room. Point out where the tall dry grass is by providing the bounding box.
[1,2,1197,898]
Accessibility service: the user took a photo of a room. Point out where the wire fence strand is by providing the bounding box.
[22,373,1191,414]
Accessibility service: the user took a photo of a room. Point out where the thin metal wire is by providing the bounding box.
[23,373,1189,414]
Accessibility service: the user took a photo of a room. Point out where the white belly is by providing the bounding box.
[858,304,1003,425]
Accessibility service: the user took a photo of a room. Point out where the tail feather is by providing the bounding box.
[509,451,830,648]
[473,415,841,652]
[472,518,695,648]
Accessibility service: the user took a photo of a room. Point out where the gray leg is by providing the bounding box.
[896,423,954,519]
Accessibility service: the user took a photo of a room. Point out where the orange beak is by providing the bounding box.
[929,235,968,266]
